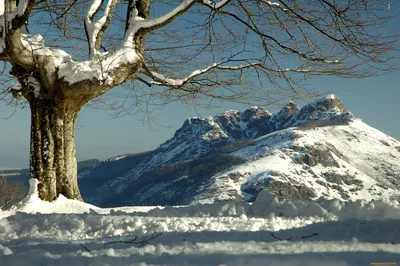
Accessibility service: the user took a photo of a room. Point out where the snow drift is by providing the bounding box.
[1,180,400,266]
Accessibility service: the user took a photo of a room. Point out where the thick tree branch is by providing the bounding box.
[84,0,118,59]
[141,60,260,88]
[0,0,39,63]
[124,0,231,47]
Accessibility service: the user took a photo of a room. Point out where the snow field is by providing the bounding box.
[1,179,400,265]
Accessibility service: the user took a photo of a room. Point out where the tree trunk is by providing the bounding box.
[29,97,83,201]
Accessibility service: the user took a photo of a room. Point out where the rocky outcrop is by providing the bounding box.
[267,179,317,200]
[286,95,353,127]
[296,144,343,168]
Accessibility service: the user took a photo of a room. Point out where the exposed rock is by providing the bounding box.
[318,94,346,112]
[271,102,300,130]
[241,106,270,122]
[303,154,317,167]
[324,172,345,184]
[267,179,317,200]
[349,185,364,192]
[285,95,353,127]
[386,172,394,177]
[322,172,363,187]
[315,180,327,187]
[376,183,389,190]
[269,170,282,176]
[295,144,341,168]
[307,145,340,168]
[227,190,242,200]
[386,176,400,187]
[282,102,300,118]
[340,192,350,200]
[228,172,243,182]
[343,178,363,186]
[380,140,391,146]
[330,184,344,192]
[242,178,270,202]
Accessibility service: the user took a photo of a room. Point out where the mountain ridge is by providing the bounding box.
[77,95,400,207]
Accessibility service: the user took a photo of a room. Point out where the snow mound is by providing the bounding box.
[252,190,400,220]
[2,179,101,218]
[139,190,400,220]
[2,180,400,221]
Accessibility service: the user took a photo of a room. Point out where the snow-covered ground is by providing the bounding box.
[1,179,399,266]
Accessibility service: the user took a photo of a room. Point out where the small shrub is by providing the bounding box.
[0,176,27,210]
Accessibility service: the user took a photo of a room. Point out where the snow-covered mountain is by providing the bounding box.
[78,95,400,207]
[194,118,400,204]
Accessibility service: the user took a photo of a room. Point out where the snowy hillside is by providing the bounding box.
[195,119,400,204]
[78,95,400,207]
[1,179,400,266]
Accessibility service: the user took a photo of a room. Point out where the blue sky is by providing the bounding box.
[0,2,399,168]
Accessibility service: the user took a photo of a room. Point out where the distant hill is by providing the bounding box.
[78,95,400,207]
[78,151,152,204]
[1,159,100,190]
[77,159,101,171]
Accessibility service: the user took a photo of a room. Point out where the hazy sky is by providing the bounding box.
[0,2,399,168]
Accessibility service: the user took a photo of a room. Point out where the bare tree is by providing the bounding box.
[0,175,26,210]
[0,0,397,201]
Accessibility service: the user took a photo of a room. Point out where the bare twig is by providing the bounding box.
[270,232,319,241]
[80,244,91,252]
[104,232,163,248]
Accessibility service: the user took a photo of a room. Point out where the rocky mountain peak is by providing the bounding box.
[286,94,352,127]
[279,101,300,119]
[241,107,271,122]
[314,94,346,112]
[79,95,359,206]
[173,95,351,148]
[267,101,301,132]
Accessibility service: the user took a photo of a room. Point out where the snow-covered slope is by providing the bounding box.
[195,118,400,204]
[78,101,299,204]
[79,95,400,207]
[82,103,300,198]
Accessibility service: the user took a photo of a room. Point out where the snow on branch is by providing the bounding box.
[142,57,346,91]
[85,0,117,59]
[260,1,281,8]
[0,0,30,23]
[142,61,261,88]
[124,0,195,47]
[0,0,32,53]
[124,0,230,47]
[259,0,287,11]
[201,0,231,10]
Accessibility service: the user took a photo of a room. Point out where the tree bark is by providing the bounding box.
[29,96,82,201]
